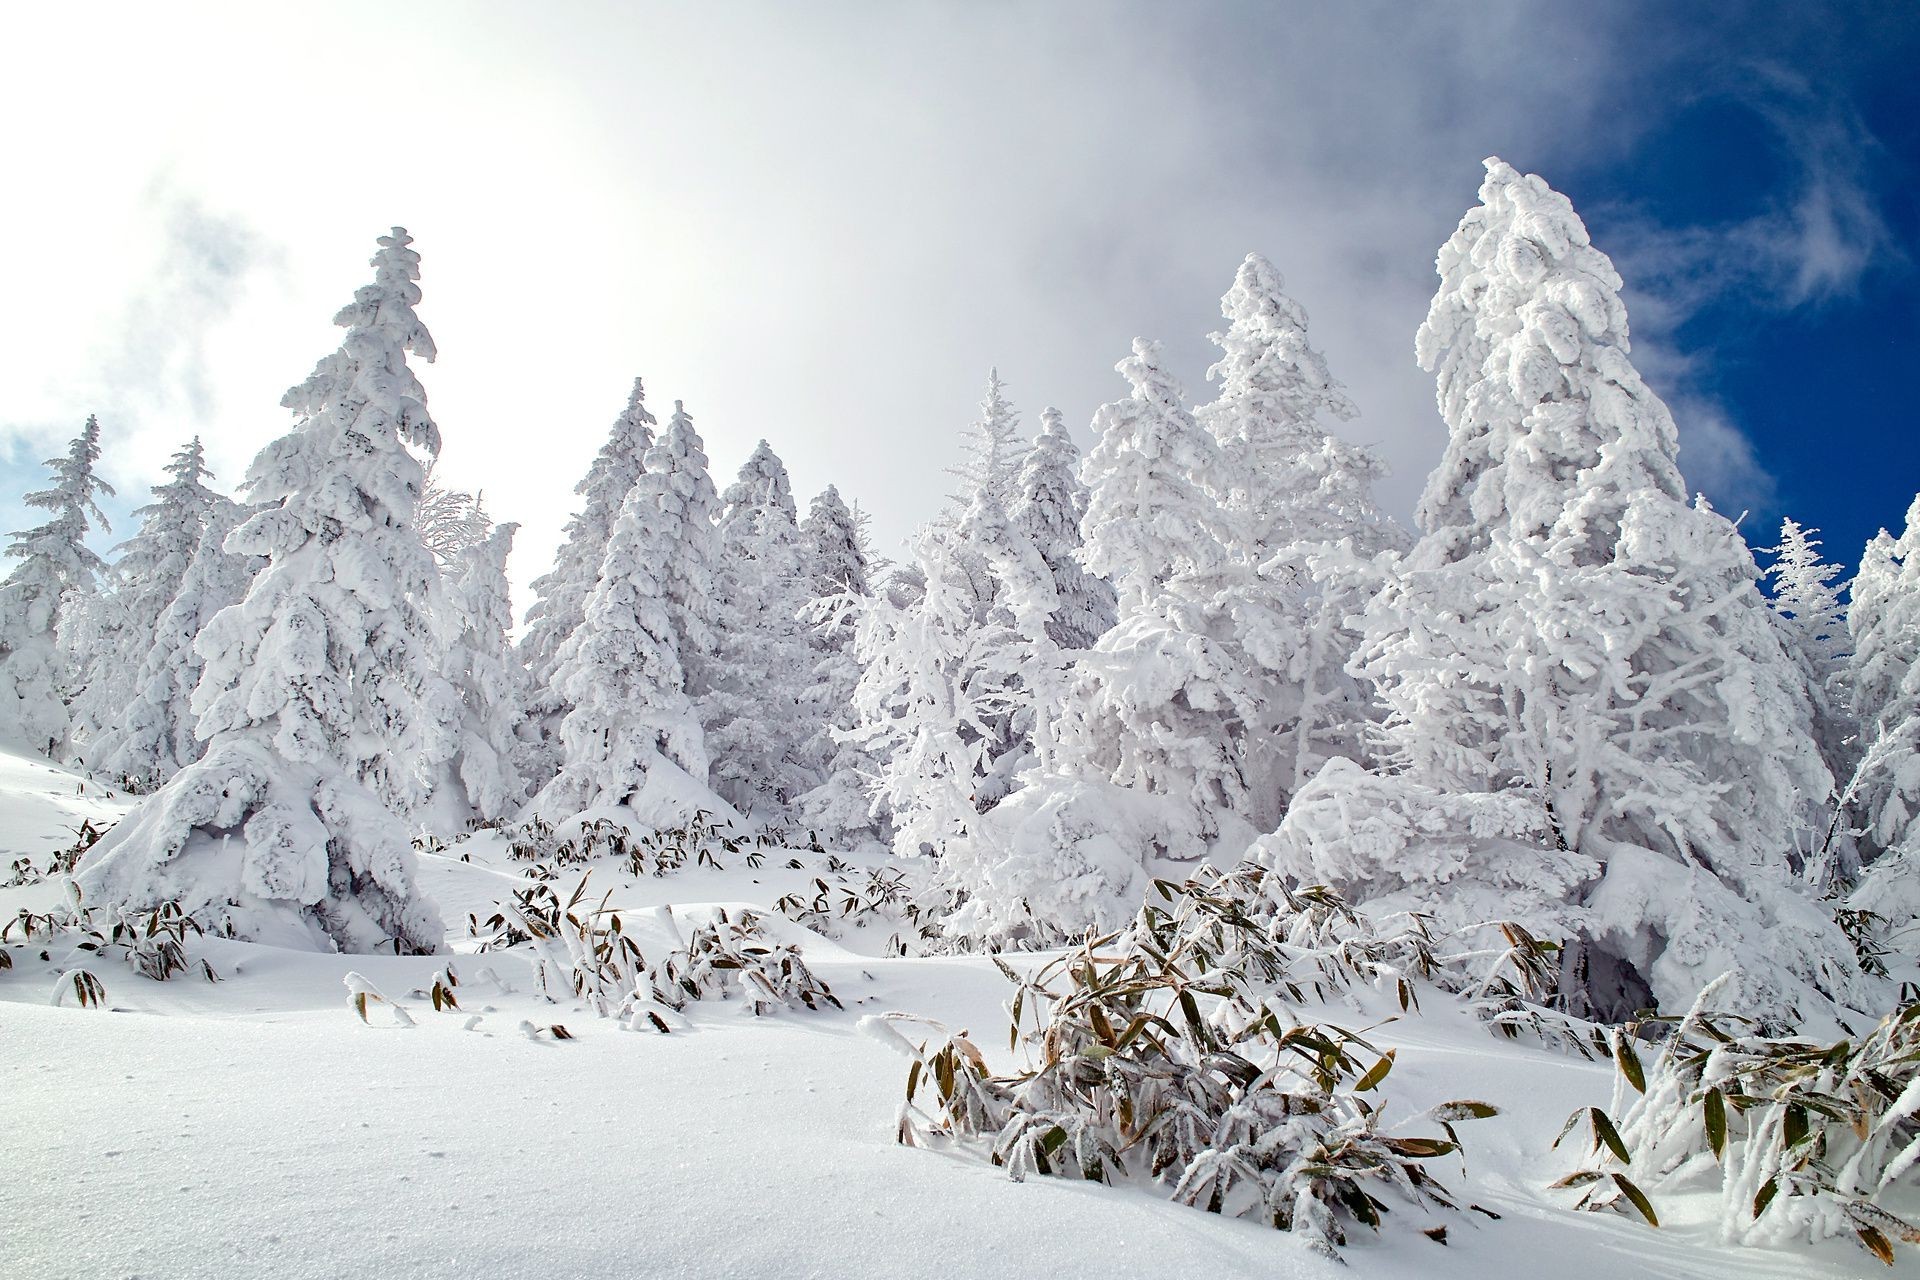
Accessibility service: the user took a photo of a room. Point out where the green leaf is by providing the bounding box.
[1615,1036,1646,1094]
[1704,1087,1727,1160]
[1611,1173,1658,1227]
[1356,1050,1396,1092]
[1432,1099,1500,1121]
[1752,1176,1779,1219]
[1590,1108,1631,1164]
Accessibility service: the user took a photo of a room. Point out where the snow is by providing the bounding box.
[0,747,1893,1279]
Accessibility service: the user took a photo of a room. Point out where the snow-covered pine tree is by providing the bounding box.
[1047,338,1261,849]
[69,437,233,757]
[844,492,1043,867]
[1008,407,1115,650]
[1297,160,1862,1022]
[533,440,709,820]
[415,460,491,566]
[652,401,721,697]
[93,502,261,791]
[433,521,529,825]
[0,415,114,755]
[793,485,882,844]
[1847,496,1920,938]
[946,369,1026,514]
[1199,251,1387,561]
[519,377,656,690]
[1761,518,1858,822]
[1196,254,1406,796]
[704,440,816,815]
[77,228,455,953]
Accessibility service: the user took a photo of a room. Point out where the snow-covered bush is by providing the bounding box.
[867,872,1503,1260]
[1555,975,1920,1266]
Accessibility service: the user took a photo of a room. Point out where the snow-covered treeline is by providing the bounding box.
[3,161,1913,1035]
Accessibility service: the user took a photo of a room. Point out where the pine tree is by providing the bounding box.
[705,440,815,814]
[652,401,721,697]
[0,415,114,754]
[1325,161,1859,1021]
[1079,340,1235,613]
[77,228,454,953]
[70,438,232,755]
[94,502,260,791]
[1008,408,1115,650]
[1201,252,1388,560]
[435,521,529,824]
[520,377,656,690]
[535,440,709,819]
[946,368,1026,513]
[415,460,491,566]
[1847,496,1920,938]
[1049,338,1260,850]
[793,487,884,845]
[1761,518,1857,808]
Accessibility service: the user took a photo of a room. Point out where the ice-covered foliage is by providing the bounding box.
[705,440,815,815]
[794,486,883,845]
[946,368,1026,513]
[434,522,529,824]
[75,228,453,954]
[533,436,711,820]
[520,377,656,691]
[1763,518,1858,802]
[69,437,230,757]
[1847,495,1920,940]
[1345,159,1861,1023]
[1079,339,1233,613]
[93,503,261,791]
[0,416,114,754]
[653,401,722,696]
[1556,976,1920,1265]
[1038,340,1264,872]
[843,499,1045,867]
[1199,252,1398,562]
[1008,408,1114,650]
[415,461,492,566]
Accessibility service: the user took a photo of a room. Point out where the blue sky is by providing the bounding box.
[0,2,1913,588]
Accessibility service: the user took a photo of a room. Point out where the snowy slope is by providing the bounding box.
[0,751,1888,1279]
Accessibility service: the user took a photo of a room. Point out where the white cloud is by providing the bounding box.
[0,3,1890,597]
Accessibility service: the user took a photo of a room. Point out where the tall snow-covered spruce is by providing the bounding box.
[434,521,529,825]
[77,228,455,953]
[533,429,710,820]
[0,415,114,754]
[1847,495,1920,941]
[69,437,233,757]
[1008,408,1114,650]
[704,440,816,815]
[1268,160,1865,1022]
[793,485,883,844]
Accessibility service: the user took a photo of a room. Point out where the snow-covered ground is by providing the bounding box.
[0,750,1888,1278]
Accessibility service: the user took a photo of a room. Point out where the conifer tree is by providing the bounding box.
[793,486,883,844]
[1008,408,1114,650]
[436,521,529,824]
[1761,519,1857,804]
[1847,496,1920,938]
[535,440,709,819]
[1311,161,1859,1020]
[520,377,656,689]
[78,229,454,953]
[70,438,232,754]
[0,415,114,754]
[946,369,1025,513]
[94,503,260,790]
[653,401,721,697]
[705,440,815,814]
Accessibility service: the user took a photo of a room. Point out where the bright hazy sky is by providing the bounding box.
[2,2,1913,600]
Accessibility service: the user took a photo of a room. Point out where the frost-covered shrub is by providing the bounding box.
[478,874,839,1028]
[3,884,222,993]
[867,869,1507,1259]
[1555,974,1920,1266]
